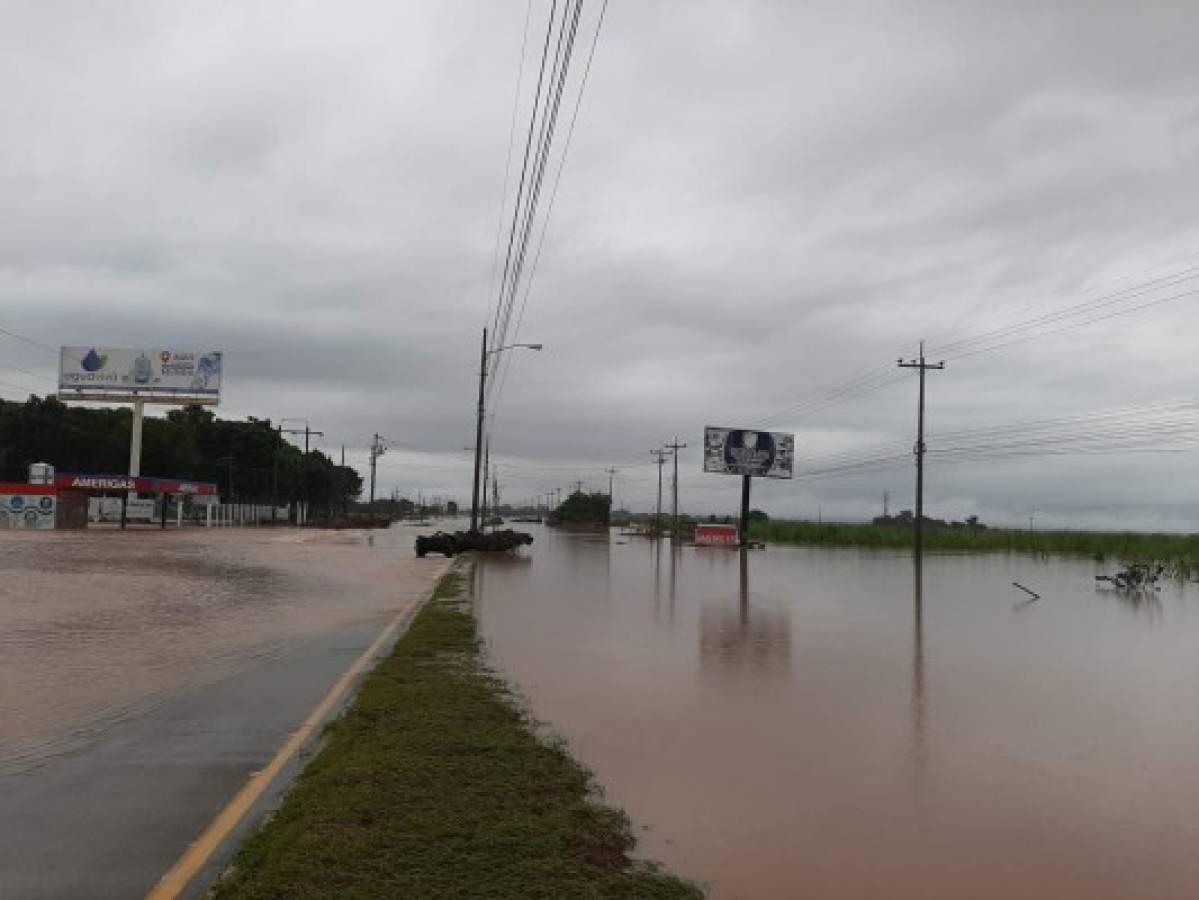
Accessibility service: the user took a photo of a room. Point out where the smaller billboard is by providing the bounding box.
[59,347,222,403]
[0,489,56,530]
[703,427,794,479]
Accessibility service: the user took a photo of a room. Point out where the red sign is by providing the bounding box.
[695,524,739,546]
[55,473,219,495]
[0,483,60,496]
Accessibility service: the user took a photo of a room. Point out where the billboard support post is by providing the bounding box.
[739,474,752,545]
[128,399,145,499]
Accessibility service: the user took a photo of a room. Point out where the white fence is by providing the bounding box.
[207,503,294,526]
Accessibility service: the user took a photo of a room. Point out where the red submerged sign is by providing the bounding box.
[695,524,739,546]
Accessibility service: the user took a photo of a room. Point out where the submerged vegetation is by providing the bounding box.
[750,519,1199,568]
[212,570,701,900]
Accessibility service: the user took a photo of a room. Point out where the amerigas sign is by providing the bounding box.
[59,348,222,402]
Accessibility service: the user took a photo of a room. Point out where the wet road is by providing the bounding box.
[474,526,1199,899]
[0,525,448,899]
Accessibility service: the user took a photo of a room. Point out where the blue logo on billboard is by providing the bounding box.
[38,496,54,512]
[81,348,108,372]
[9,496,25,511]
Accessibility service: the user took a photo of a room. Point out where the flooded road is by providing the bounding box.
[0,525,448,898]
[474,526,1199,899]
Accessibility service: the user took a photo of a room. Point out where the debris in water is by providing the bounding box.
[1012,581,1041,601]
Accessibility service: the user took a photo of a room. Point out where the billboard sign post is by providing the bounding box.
[702,427,795,545]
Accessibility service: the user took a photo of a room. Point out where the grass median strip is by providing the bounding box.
[211,568,702,899]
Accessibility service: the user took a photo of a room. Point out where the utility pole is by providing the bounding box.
[470,327,488,532]
[666,437,687,542]
[480,437,490,528]
[651,448,668,537]
[302,424,323,521]
[605,466,617,519]
[883,490,889,519]
[278,422,310,525]
[272,424,281,524]
[898,341,945,565]
[574,478,584,495]
[369,433,386,515]
[303,424,323,455]
[341,445,347,517]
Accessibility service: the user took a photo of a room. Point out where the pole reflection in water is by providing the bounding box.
[698,548,791,680]
[669,540,677,621]
[739,549,749,625]
[911,556,928,788]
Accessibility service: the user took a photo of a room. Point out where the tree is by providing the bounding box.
[553,490,611,525]
[0,397,361,511]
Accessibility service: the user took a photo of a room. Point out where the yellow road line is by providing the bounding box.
[146,566,446,899]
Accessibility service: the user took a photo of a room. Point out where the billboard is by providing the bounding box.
[58,347,222,403]
[703,427,794,479]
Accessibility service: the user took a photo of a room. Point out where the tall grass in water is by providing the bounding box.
[749,520,1199,567]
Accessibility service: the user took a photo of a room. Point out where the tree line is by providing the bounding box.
[0,396,362,512]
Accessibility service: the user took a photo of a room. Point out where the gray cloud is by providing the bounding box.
[1,1,1197,528]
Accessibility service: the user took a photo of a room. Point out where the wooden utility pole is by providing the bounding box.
[898,341,945,564]
[665,438,687,541]
[341,445,347,517]
[369,433,386,513]
[480,437,490,527]
[651,448,668,537]
[470,327,488,532]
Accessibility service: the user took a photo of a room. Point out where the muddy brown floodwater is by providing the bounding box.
[474,526,1199,900]
[0,525,444,777]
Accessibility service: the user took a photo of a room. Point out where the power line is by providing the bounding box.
[485,0,535,320]
[490,0,561,347]
[491,0,611,415]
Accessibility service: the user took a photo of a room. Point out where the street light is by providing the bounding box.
[470,328,544,532]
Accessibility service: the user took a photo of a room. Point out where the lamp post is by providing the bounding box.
[469,328,543,532]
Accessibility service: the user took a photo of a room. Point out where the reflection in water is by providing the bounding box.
[698,549,791,678]
[669,541,677,620]
[1096,584,1164,618]
[911,558,927,784]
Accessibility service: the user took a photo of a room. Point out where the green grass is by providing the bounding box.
[211,570,702,900]
[750,520,1199,567]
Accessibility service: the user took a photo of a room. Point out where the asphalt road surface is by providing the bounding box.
[0,525,449,899]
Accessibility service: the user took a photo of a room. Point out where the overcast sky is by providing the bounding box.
[2,1,1198,528]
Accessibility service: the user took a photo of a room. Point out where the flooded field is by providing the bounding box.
[0,525,442,777]
[474,526,1199,899]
